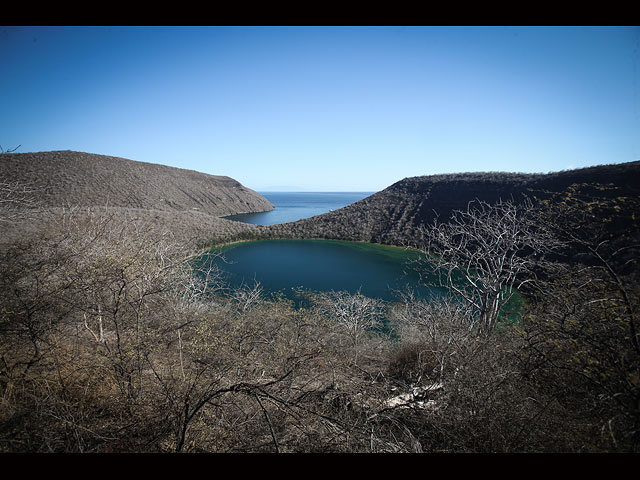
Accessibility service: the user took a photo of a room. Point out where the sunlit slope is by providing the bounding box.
[0,150,274,216]
[0,150,275,247]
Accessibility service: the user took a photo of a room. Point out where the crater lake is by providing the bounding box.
[205,239,438,303]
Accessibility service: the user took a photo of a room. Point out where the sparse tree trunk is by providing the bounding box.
[416,198,558,334]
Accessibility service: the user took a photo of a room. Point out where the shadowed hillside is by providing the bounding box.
[264,161,640,247]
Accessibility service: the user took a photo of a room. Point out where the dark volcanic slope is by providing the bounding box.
[266,161,640,246]
[0,150,274,216]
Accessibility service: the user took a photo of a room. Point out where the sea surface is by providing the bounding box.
[223,191,374,225]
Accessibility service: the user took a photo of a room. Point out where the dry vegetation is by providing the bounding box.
[0,150,274,216]
[1,152,639,452]
[0,151,273,248]
[264,161,640,247]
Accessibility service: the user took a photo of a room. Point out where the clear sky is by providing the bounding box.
[1,26,638,191]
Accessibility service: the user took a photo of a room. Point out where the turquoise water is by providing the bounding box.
[223,192,374,225]
[207,239,438,302]
[200,238,525,329]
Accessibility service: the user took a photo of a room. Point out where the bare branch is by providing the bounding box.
[414,198,558,333]
[0,144,21,153]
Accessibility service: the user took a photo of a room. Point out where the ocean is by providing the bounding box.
[222,191,374,225]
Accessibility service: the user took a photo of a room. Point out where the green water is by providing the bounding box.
[201,239,526,324]
[206,239,438,302]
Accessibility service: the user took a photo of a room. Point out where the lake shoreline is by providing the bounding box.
[203,237,434,303]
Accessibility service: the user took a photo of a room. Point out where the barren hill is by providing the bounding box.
[265,161,640,246]
[0,150,274,247]
[0,150,274,216]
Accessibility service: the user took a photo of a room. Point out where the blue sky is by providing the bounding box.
[1,26,638,191]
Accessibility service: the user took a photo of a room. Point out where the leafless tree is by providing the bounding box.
[387,288,479,385]
[520,184,640,451]
[315,289,386,354]
[0,144,21,153]
[0,178,38,224]
[415,198,558,334]
[229,278,265,313]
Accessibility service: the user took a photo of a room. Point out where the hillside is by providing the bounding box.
[0,150,274,215]
[4,151,640,251]
[0,150,274,246]
[2,153,640,452]
[264,161,640,247]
